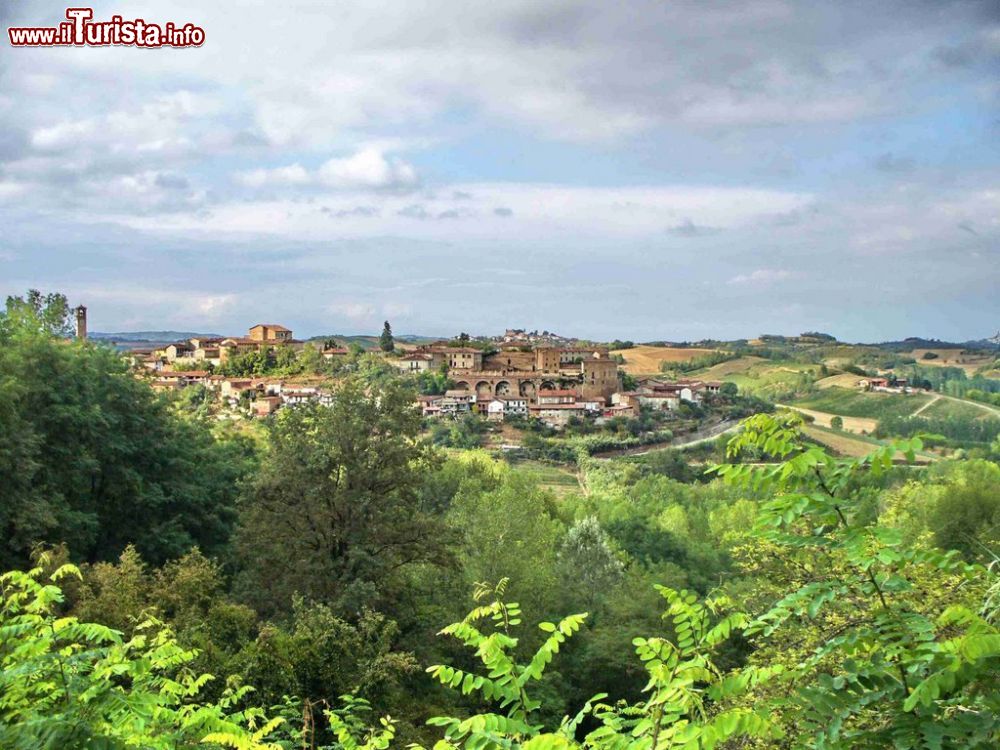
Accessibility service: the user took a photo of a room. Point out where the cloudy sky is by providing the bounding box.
[1,1,998,341]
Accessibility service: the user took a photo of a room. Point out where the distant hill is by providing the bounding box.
[873,337,996,352]
[90,331,224,343]
[305,333,443,350]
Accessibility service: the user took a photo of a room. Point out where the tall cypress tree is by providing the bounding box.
[379,320,394,352]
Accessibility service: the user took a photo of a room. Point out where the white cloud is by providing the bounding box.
[727,269,797,285]
[318,148,418,190]
[116,183,812,239]
[237,148,419,191]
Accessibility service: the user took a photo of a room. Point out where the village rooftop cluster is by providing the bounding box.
[113,316,727,427]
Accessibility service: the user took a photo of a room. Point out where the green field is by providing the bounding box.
[920,397,997,421]
[693,359,822,398]
[794,387,931,420]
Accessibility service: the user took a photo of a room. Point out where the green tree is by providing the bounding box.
[0,298,254,568]
[380,320,395,352]
[712,413,1000,747]
[0,558,286,750]
[235,376,446,616]
[4,289,72,337]
[830,414,844,430]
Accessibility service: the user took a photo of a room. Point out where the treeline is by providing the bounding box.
[875,414,1000,446]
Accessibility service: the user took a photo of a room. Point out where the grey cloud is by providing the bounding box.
[155,173,191,190]
[494,207,514,217]
[667,219,720,237]
[321,205,380,218]
[397,204,430,219]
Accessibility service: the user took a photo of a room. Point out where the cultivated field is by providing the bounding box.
[802,425,933,463]
[910,348,995,376]
[778,404,878,434]
[618,345,718,375]
[814,373,863,389]
[507,459,581,497]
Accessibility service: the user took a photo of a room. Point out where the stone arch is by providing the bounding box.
[519,380,537,399]
[475,381,493,397]
[454,381,471,391]
[540,380,557,391]
[495,380,513,396]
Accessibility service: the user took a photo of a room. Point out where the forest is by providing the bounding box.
[1,293,999,749]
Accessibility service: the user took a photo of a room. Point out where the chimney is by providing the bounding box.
[74,305,87,340]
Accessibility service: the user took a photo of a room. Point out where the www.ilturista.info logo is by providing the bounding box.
[8,8,205,47]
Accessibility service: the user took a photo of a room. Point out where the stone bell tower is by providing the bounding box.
[74,305,87,340]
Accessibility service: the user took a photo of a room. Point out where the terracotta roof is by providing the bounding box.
[160,370,211,378]
[538,389,577,397]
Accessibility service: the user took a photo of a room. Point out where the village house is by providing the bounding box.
[154,370,213,387]
[445,347,484,370]
[537,389,578,405]
[219,324,301,363]
[529,401,589,427]
[393,352,436,372]
[485,395,529,422]
[417,394,444,417]
[636,378,706,403]
[439,389,475,417]
[249,323,294,342]
[252,395,282,417]
[321,346,351,361]
[858,377,917,394]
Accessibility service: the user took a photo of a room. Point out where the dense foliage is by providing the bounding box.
[0,293,253,570]
[2,291,999,749]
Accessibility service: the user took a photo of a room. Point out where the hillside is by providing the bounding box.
[91,330,224,342]
[794,386,932,420]
[618,345,718,375]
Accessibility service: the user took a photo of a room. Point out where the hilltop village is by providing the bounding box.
[122,319,724,428]
[75,306,999,462]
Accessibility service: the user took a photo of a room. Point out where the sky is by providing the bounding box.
[1,1,998,342]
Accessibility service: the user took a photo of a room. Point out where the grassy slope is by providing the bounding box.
[794,387,931,420]
[692,358,822,397]
[509,460,581,497]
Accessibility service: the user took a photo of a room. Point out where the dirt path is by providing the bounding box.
[911,394,941,416]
